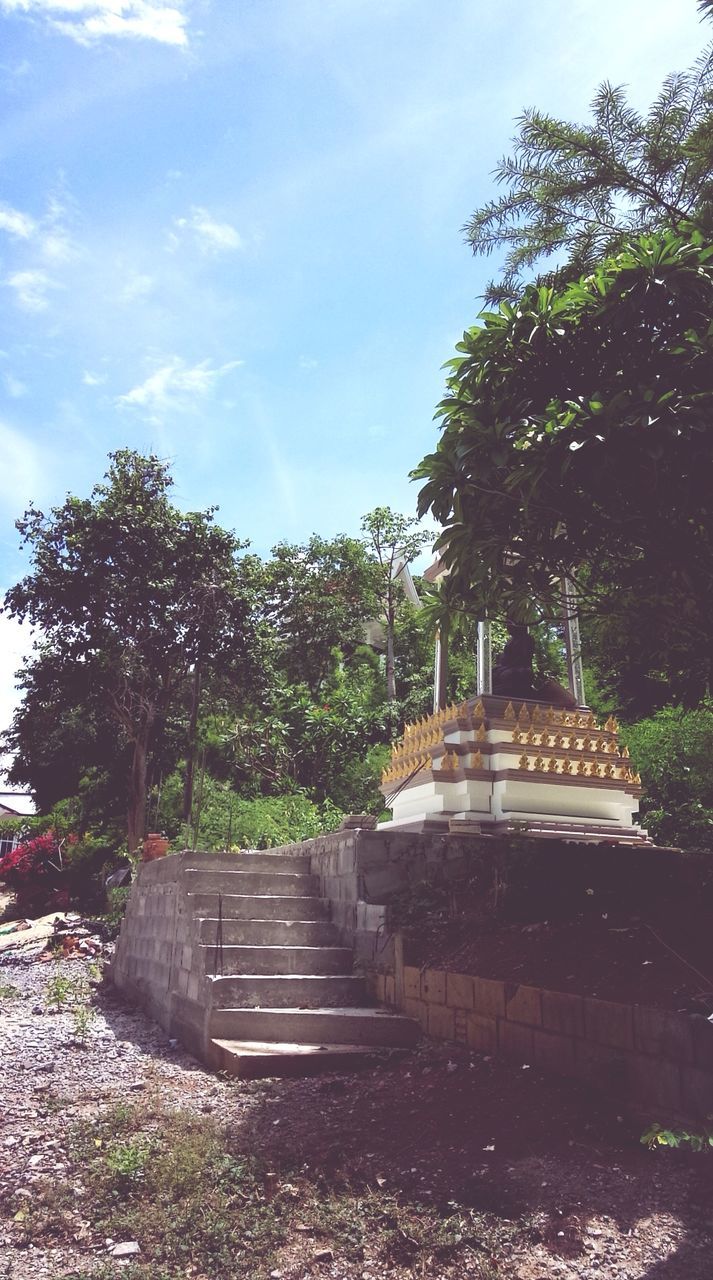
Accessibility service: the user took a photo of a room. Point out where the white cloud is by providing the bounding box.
[3,373,27,397]
[119,271,154,303]
[0,202,36,239]
[6,268,58,312]
[0,1,189,46]
[117,355,242,420]
[170,206,243,255]
[0,419,41,508]
[82,369,106,386]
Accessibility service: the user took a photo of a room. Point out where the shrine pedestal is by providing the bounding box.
[379,695,649,844]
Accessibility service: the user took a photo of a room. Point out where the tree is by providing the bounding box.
[413,230,713,699]
[360,507,431,702]
[262,535,379,696]
[465,18,713,301]
[3,451,257,852]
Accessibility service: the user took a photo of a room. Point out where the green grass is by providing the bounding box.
[0,981,21,999]
[20,1099,503,1279]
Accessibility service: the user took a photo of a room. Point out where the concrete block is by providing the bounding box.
[422,969,446,1004]
[403,966,421,1000]
[574,1039,628,1094]
[176,967,189,996]
[446,971,474,1010]
[633,1006,694,1064]
[472,976,506,1019]
[187,972,200,1003]
[454,1008,467,1043]
[628,1053,682,1114]
[541,990,585,1038]
[374,974,386,1003]
[584,997,634,1050]
[504,983,542,1025]
[532,1027,576,1075]
[463,1013,496,1054]
[498,1019,534,1063]
[403,997,429,1030]
[428,1003,456,1040]
[181,945,192,971]
[385,975,395,1006]
[680,1065,713,1120]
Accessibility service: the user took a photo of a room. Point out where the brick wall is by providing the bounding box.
[373,952,713,1124]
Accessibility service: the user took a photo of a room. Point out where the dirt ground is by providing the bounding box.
[1,943,712,1280]
[406,905,713,1015]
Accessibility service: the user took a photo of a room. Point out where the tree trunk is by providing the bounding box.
[182,662,202,824]
[127,718,153,855]
[386,612,396,703]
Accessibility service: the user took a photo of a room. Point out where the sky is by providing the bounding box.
[0,0,708,758]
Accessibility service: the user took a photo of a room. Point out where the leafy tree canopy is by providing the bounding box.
[3,450,258,851]
[465,23,713,301]
[413,230,713,698]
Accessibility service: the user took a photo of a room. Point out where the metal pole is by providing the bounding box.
[476,620,492,695]
[433,624,449,712]
[561,577,586,706]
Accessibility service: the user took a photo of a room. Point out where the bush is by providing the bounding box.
[622,703,713,848]
[157,771,344,850]
[0,827,114,916]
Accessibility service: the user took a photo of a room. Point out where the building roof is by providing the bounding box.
[0,793,36,817]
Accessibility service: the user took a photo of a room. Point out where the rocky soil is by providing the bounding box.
[1,941,712,1280]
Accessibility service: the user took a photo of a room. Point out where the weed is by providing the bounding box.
[71,1001,96,1043]
[0,981,21,999]
[642,1118,713,1153]
[45,972,75,1010]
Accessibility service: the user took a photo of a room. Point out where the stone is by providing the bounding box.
[109,1241,141,1258]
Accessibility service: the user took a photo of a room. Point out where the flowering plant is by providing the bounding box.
[0,830,70,913]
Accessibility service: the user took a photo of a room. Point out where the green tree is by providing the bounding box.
[360,507,431,702]
[413,231,713,701]
[621,703,713,847]
[3,451,257,853]
[465,17,713,301]
[262,535,379,696]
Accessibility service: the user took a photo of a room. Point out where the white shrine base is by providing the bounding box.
[379,696,649,845]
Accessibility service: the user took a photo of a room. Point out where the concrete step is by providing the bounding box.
[184,869,317,897]
[197,917,339,946]
[186,851,312,874]
[211,1038,407,1079]
[210,1006,421,1047]
[187,894,329,921]
[200,944,353,975]
[210,974,365,1009]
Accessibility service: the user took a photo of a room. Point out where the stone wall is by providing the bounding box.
[372,949,713,1124]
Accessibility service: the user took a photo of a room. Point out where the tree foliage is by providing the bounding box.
[3,451,258,852]
[414,230,713,698]
[621,703,713,847]
[465,33,713,301]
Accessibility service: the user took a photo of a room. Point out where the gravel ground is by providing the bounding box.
[1,945,712,1280]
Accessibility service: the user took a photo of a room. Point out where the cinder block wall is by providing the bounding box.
[267,828,484,968]
[111,851,210,1059]
[373,952,713,1124]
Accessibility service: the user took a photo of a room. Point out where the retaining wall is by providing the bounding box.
[111,851,213,1060]
[372,943,713,1123]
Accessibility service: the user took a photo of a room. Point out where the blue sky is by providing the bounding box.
[0,0,708,744]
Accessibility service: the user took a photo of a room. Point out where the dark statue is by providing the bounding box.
[492,623,576,708]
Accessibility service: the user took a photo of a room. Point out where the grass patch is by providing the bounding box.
[17,1098,504,1279]
[0,981,21,999]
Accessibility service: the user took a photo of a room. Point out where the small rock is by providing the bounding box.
[109,1241,141,1258]
[313,1248,333,1263]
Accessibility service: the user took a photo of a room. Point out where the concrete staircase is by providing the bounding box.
[186,850,419,1077]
